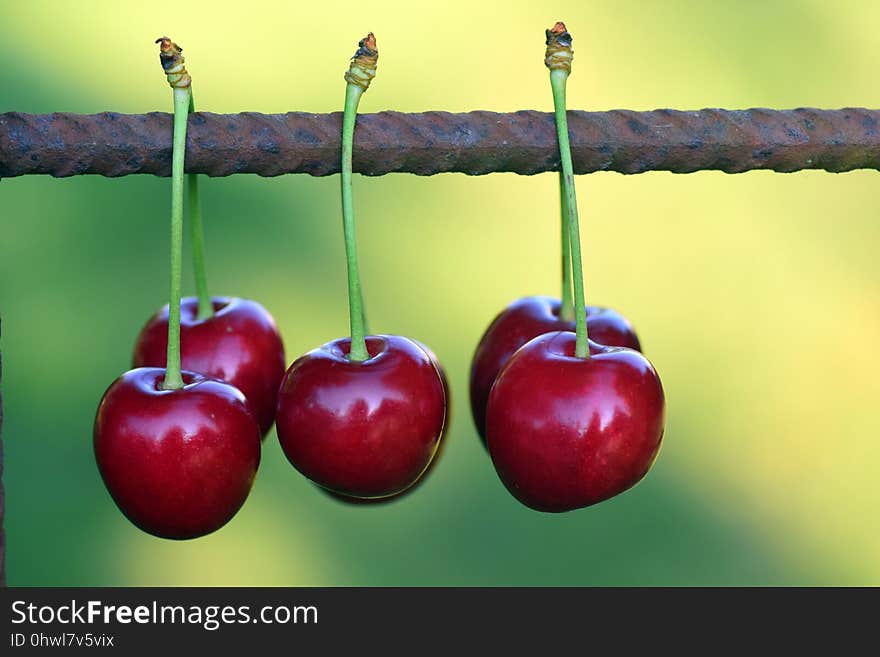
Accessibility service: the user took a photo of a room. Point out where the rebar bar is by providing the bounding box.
[2,108,879,178]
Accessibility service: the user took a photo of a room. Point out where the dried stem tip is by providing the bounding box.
[545,22,573,74]
[344,32,378,90]
[155,36,191,89]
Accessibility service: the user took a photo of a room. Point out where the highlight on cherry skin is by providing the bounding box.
[470,295,641,443]
[93,368,262,539]
[133,296,286,437]
[485,331,665,513]
[276,334,447,501]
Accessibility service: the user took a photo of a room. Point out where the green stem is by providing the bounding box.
[187,93,213,320]
[550,69,589,358]
[162,86,191,389]
[341,82,369,361]
[558,170,574,321]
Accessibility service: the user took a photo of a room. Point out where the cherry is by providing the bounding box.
[132,47,285,439]
[277,34,447,501]
[415,339,452,425]
[470,295,640,443]
[276,335,446,499]
[94,368,261,539]
[319,342,450,505]
[133,296,285,437]
[482,23,666,513]
[94,39,260,539]
[486,332,664,512]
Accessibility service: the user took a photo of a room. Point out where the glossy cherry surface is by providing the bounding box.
[486,331,664,512]
[276,334,446,499]
[470,295,641,443]
[94,368,261,539]
[133,296,285,436]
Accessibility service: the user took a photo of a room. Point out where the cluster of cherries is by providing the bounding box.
[94,24,665,541]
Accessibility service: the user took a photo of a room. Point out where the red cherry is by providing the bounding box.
[320,345,450,505]
[413,339,452,428]
[470,295,641,443]
[94,368,261,539]
[276,334,446,499]
[133,297,285,437]
[486,332,665,512]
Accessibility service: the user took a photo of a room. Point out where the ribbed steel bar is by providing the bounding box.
[2,108,880,178]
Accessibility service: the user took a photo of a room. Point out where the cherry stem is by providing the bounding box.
[187,93,213,320]
[550,68,589,358]
[558,170,574,321]
[341,82,369,361]
[162,86,191,389]
[339,33,377,361]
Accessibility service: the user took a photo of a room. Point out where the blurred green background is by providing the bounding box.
[2,0,879,586]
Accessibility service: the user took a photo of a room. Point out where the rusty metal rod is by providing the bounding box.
[2,108,880,178]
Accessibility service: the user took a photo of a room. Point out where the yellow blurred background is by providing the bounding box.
[1,0,878,585]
